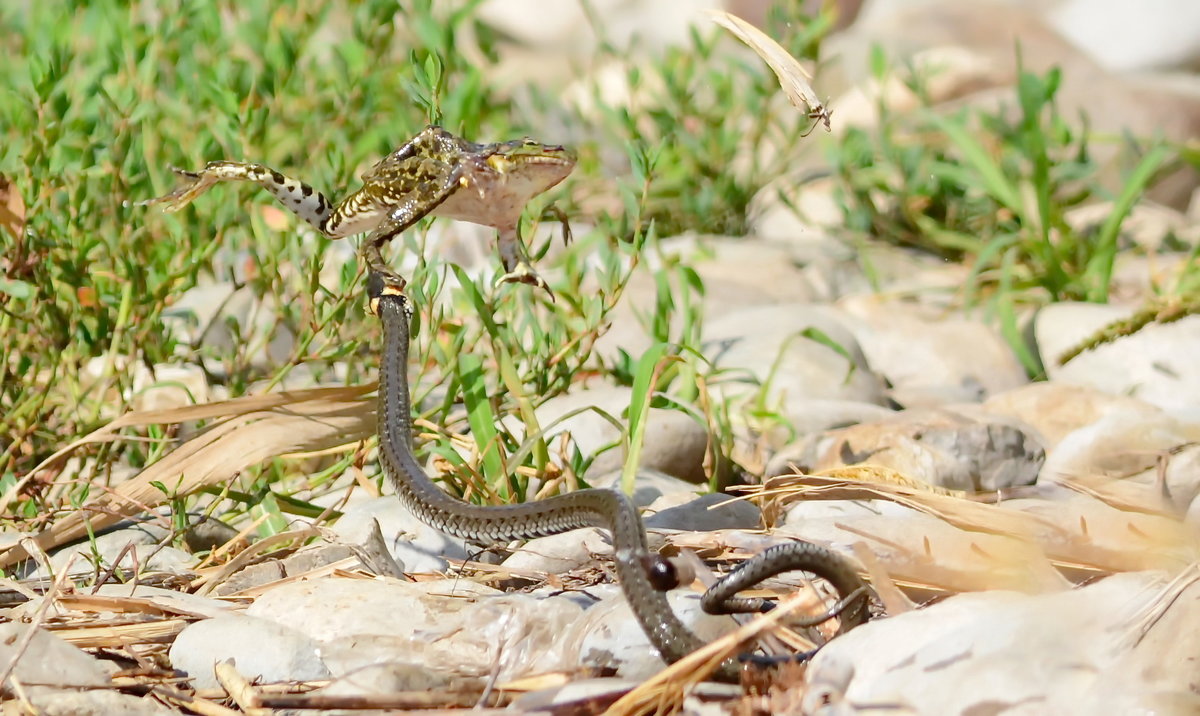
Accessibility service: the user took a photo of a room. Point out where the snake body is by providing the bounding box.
[368,274,867,682]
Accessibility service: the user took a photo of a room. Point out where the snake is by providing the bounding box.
[367,272,869,682]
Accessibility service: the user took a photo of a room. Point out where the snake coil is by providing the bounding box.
[367,273,868,682]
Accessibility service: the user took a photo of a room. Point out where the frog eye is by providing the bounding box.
[521,137,537,146]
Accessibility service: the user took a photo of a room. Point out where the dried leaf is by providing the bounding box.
[0,385,375,568]
[0,175,26,243]
[707,10,831,132]
[0,174,31,278]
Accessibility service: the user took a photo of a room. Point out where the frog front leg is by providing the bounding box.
[360,165,466,285]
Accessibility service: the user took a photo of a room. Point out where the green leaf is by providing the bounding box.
[621,343,677,495]
[1084,143,1173,301]
[458,352,508,498]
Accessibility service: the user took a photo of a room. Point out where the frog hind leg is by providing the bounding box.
[140,161,336,237]
[496,226,554,300]
[360,164,466,284]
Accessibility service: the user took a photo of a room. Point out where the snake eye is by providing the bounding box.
[642,555,691,591]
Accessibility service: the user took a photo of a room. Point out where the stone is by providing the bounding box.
[830,2,1200,208]
[330,495,471,574]
[502,527,612,574]
[982,382,1163,449]
[168,282,296,377]
[762,402,902,475]
[837,295,1028,405]
[91,583,231,618]
[512,677,640,710]
[792,408,1045,492]
[807,571,1200,713]
[702,303,889,407]
[315,659,448,696]
[181,515,242,554]
[523,385,712,484]
[777,506,1066,593]
[32,526,194,579]
[0,622,108,688]
[1063,201,1200,254]
[130,362,210,412]
[644,493,762,531]
[1046,0,1200,71]
[570,584,735,679]
[247,577,584,680]
[214,544,362,596]
[1036,303,1200,414]
[667,234,821,307]
[22,691,175,715]
[589,468,704,508]
[1038,412,1200,510]
[169,614,330,690]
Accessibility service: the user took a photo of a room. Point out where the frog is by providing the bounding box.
[141,125,576,293]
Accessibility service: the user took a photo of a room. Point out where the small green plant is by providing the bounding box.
[581,5,833,238]
[831,64,1177,305]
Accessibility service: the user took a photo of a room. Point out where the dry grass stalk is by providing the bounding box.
[604,588,838,716]
[746,468,1200,596]
[49,618,190,648]
[707,10,831,132]
[214,659,263,713]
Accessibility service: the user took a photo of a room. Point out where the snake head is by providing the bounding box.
[641,554,696,591]
[367,270,409,317]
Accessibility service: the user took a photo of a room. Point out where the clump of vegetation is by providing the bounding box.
[1,0,1191,550]
[829,59,1188,371]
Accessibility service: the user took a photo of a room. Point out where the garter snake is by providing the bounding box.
[367,273,868,682]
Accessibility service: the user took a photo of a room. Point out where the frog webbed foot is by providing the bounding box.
[137,166,223,211]
[498,262,554,301]
[540,205,572,246]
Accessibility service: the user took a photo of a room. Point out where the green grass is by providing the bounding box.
[1,1,1192,561]
[828,58,1189,372]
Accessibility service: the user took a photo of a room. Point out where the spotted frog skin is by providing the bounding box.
[142,125,576,293]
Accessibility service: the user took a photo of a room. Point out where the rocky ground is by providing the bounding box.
[4,1,1200,714]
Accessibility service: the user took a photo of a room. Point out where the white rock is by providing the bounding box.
[1039,412,1200,509]
[331,495,471,574]
[792,408,1044,491]
[476,0,721,52]
[22,691,175,715]
[523,385,711,484]
[590,467,704,507]
[33,526,194,579]
[0,622,108,688]
[130,362,210,412]
[777,507,1066,593]
[170,614,330,689]
[703,303,888,406]
[248,577,584,680]
[502,527,612,574]
[168,282,295,376]
[1047,0,1200,72]
[983,381,1163,450]
[838,295,1028,404]
[512,677,640,710]
[91,583,231,618]
[315,659,447,695]
[1037,303,1200,414]
[808,571,1200,713]
[570,584,735,679]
